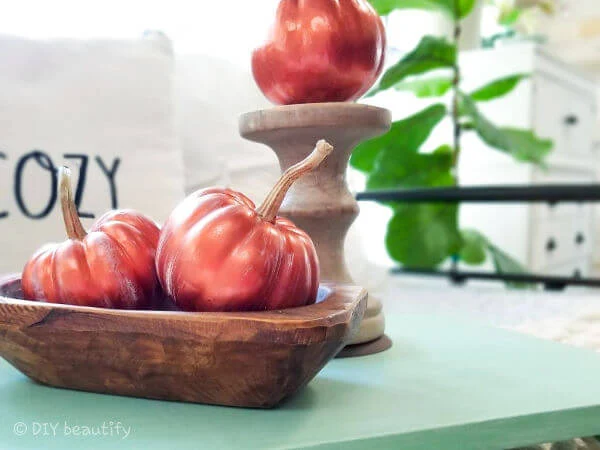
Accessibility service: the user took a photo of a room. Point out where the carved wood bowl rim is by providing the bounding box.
[0,274,367,345]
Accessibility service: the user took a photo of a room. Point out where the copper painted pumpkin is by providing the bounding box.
[156,140,333,312]
[252,0,386,105]
[22,167,161,309]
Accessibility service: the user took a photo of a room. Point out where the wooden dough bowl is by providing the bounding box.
[0,275,366,408]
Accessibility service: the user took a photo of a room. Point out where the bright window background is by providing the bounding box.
[0,1,506,271]
[1,0,280,67]
[0,1,465,270]
[2,1,499,59]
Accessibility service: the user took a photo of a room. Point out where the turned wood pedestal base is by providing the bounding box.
[240,103,392,353]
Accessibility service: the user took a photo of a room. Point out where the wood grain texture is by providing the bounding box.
[239,103,391,346]
[0,274,366,408]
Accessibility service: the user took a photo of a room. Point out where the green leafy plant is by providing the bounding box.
[352,0,553,275]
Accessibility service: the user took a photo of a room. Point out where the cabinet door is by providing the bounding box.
[531,216,579,270]
[534,74,595,158]
[547,259,591,279]
[532,167,595,220]
[530,167,595,272]
[566,93,596,157]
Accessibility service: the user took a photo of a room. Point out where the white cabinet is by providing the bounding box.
[458,44,598,277]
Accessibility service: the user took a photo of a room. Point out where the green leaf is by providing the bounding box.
[498,128,553,163]
[488,244,526,274]
[470,74,529,102]
[355,104,458,268]
[460,93,552,165]
[386,203,461,268]
[369,0,448,15]
[456,0,478,17]
[460,93,508,148]
[367,36,456,97]
[395,76,453,98]
[459,229,487,265]
[487,243,534,289]
[457,230,534,287]
[350,104,447,173]
[369,0,477,18]
[498,8,521,26]
[367,144,454,190]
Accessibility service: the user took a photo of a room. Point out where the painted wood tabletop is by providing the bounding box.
[1,313,600,450]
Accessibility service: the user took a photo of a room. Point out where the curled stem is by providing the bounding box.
[256,139,333,222]
[59,166,87,240]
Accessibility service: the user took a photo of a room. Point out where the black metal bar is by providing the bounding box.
[357,185,600,203]
[360,184,600,290]
[391,267,600,291]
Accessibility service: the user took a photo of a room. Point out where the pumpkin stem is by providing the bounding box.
[59,166,87,240]
[256,139,333,222]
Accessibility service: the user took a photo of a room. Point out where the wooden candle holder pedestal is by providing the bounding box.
[240,103,392,355]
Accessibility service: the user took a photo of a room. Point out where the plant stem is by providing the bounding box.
[256,140,333,222]
[451,1,462,271]
[451,2,462,181]
[59,166,87,240]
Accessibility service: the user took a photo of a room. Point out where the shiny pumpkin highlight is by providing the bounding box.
[22,167,161,309]
[252,0,386,105]
[156,140,333,312]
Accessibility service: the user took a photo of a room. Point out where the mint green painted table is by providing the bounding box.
[1,313,600,450]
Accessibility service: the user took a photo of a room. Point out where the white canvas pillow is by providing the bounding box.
[174,53,280,201]
[0,32,185,273]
